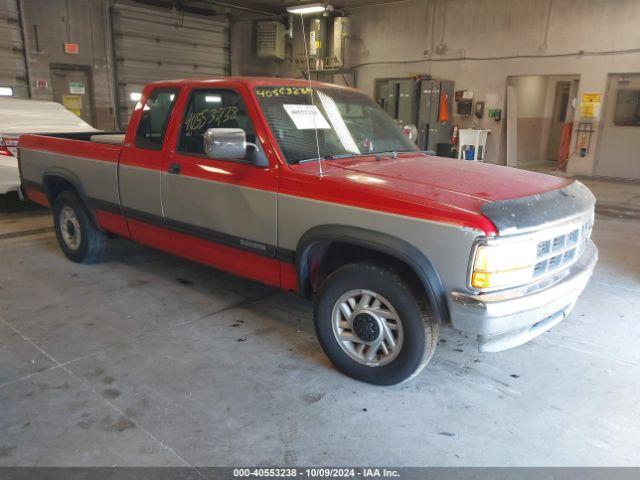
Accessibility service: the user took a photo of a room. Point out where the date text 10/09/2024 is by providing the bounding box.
[233,468,401,478]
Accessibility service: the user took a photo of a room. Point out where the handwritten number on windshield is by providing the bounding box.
[185,106,238,132]
[255,87,313,98]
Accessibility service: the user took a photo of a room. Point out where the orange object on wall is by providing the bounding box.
[438,90,450,122]
[557,122,573,171]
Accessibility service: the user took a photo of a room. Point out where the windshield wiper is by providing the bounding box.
[298,152,371,164]
[374,151,398,160]
[324,153,372,160]
[297,150,416,164]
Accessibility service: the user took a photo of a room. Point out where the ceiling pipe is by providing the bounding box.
[203,1,279,17]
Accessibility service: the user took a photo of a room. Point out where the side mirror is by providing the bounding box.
[402,124,419,144]
[203,128,269,167]
[203,128,246,160]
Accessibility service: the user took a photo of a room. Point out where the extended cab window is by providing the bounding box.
[135,88,179,150]
[178,89,257,157]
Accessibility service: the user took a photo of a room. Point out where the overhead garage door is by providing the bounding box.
[111,1,229,128]
[0,0,28,98]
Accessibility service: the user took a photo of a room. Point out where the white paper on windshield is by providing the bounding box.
[283,104,331,130]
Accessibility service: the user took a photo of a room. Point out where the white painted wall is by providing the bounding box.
[507,75,549,166]
[234,0,640,174]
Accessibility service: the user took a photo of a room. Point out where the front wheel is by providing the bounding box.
[314,263,439,385]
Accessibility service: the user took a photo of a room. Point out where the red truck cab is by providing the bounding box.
[18,78,597,385]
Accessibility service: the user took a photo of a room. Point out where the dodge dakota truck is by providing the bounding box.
[17,77,598,385]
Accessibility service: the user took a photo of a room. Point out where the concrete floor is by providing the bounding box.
[0,177,639,467]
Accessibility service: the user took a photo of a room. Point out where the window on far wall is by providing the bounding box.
[613,89,640,127]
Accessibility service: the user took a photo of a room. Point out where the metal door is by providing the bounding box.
[418,79,436,150]
[50,65,95,126]
[594,74,640,180]
[161,84,279,285]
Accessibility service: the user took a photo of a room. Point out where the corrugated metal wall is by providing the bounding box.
[0,0,27,98]
[111,1,229,128]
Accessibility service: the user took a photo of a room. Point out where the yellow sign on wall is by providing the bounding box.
[580,92,602,118]
[582,93,601,103]
[62,94,82,117]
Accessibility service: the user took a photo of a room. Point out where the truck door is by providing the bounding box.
[119,86,180,246]
[161,85,280,286]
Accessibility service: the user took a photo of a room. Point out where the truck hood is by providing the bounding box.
[290,152,576,235]
[331,152,571,203]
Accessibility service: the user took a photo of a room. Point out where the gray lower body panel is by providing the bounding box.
[18,148,119,206]
[278,193,483,294]
[119,163,162,218]
[162,173,277,247]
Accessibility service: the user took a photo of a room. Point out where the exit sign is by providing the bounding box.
[63,43,79,55]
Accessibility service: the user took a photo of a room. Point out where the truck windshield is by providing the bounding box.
[254,86,418,164]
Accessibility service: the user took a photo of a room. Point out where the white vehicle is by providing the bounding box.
[0,98,96,194]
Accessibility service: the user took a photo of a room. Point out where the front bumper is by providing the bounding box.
[449,240,598,352]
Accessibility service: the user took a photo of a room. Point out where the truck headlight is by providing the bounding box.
[471,240,538,290]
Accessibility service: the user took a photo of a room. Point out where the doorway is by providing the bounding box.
[594,73,640,180]
[50,64,96,126]
[547,80,579,161]
[506,74,579,169]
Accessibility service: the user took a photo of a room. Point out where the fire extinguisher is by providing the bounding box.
[450,125,459,158]
[451,124,459,145]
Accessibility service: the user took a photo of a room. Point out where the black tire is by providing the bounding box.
[314,262,439,386]
[52,191,106,264]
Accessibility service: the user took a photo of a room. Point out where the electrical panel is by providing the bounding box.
[383,79,418,127]
[257,21,285,60]
[418,79,454,152]
[377,77,454,153]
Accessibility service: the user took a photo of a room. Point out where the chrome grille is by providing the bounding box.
[533,217,592,278]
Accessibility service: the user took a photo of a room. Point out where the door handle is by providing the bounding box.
[168,163,181,175]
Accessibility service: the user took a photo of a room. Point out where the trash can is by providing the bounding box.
[464,146,476,160]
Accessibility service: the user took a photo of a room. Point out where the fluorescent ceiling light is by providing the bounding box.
[205,95,222,103]
[130,92,142,101]
[0,87,14,97]
[286,2,327,14]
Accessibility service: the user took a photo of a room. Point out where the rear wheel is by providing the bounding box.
[314,262,439,385]
[53,191,106,263]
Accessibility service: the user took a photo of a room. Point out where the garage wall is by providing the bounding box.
[19,0,116,129]
[265,0,640,175]
[0,0,27,98]
[111,1,229,128]
[230,14,289,78]
[507,76,550,166]
[7,0,229,131]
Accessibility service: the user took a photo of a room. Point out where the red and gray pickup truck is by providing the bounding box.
[17,77,598,385]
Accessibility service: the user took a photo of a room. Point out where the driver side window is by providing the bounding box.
[178,89,257,157]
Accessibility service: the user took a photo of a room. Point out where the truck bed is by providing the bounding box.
[18,132,124,209]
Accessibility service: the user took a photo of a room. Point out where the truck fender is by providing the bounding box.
[42,167,101,229]
[295,225,450,324]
